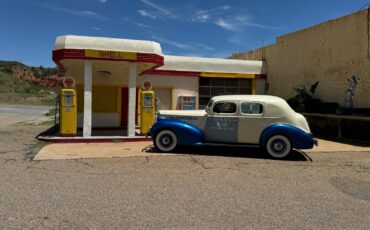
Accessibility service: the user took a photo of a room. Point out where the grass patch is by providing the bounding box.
[15,118,55,127]
[0,71,57,105]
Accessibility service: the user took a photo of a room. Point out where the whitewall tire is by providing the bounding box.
[266,135,292,159]
[154,130,178,152]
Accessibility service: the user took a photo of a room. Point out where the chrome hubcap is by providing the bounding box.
[161,136,171,145]
[273,141,284,152]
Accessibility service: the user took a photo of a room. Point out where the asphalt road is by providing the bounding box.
[1,105,370,229]
[0,104,52,126]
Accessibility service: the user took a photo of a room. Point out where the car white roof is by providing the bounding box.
[211,95,296,117]
[211,95,287,104]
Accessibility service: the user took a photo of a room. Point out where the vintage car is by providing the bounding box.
[149,95,318,159]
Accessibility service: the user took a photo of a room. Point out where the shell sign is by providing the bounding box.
[63,77,75,88]
[142,80,153,90]
[85,50,137,61]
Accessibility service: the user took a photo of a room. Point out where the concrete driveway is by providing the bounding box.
[34,138,370,161]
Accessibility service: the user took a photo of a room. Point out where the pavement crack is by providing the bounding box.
[0,151,14,155]
[144,156,150,164]
[0,158,19,169]
[0,149,27,155]
[236,162,250,167]
[190,156,213,170]
[25,160,40,170]
[74,159,94,168]
[28,166,109,176]
[4,158,17,163]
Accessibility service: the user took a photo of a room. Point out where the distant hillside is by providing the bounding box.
[0,60,26,74]
[0,60,59,77]
[0,70,57,105]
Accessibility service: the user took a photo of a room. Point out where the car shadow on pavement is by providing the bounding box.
[142,145,312,162]
[317,135,370,147]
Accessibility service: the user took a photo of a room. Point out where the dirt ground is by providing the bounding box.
[1,105,370,229]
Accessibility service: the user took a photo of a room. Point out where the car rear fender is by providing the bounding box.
[150,119,204,146]
[259,123,315,149]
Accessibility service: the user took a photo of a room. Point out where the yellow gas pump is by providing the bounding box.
[140,90,155,135]
[60,88,77,136]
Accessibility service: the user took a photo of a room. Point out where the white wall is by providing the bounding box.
[139,74,198,108]
[78,113,120,128]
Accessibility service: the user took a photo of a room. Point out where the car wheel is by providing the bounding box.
[154,130,178,152]
[266,135,292,159]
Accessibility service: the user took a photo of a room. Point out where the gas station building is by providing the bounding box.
[52,35,266,138]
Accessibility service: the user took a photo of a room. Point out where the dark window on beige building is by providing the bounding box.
[199,77,251,109]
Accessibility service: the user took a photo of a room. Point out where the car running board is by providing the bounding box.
[203,142,261,148]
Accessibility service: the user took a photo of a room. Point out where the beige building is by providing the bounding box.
[232,7,370,108]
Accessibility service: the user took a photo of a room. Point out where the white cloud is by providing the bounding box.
[32,2,107,20]
[135,22,155,29]
[151,35,215,53]
[190,5,230,22]
[83,11,98,16]
[151,35,190,49]
[214,15,280,31]
[194,43,215,51]
[97,0,107,3]
[141,0,172,16]
[173,52,207,57]
[140,0,176,19]
[215,19,237,30]
[138,10,156,19]
[235,15,281,29]
[92,27,101,30]
[123,18,156,31]
[190,6,280,31]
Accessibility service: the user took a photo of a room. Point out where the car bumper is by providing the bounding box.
[313,138,319,146]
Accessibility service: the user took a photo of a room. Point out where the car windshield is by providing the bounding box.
[205,99,214,113]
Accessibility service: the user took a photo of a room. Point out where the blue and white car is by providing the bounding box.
[150,95,318,159]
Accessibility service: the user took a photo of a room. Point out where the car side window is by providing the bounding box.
[241,102,263,115]
[213,102,237,114]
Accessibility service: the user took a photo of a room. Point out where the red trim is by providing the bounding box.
[52,49,164,71]
[137,53,163,65]
[52,49,85,70]
[142,69,200,77]
[37,136,151,143]
[255,74,267,80]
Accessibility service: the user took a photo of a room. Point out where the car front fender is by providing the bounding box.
[260,123,315,149]
[150,120,204,146]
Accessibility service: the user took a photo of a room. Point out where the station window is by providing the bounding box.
[199,77,252,109]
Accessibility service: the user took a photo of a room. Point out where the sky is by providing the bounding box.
[0,0,369,67]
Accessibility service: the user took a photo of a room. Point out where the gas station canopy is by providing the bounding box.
[53,35,164,74]
[154,55,265,76]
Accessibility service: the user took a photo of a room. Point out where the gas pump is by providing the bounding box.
[140,90,155,135]
[59,88,77,136]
